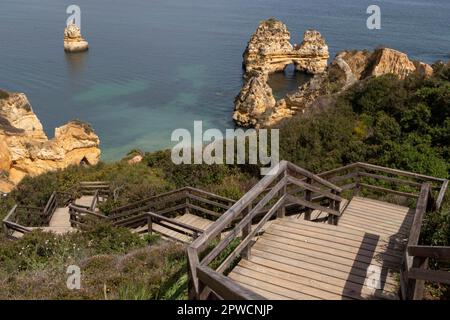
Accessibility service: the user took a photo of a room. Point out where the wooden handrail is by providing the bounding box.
[200,177,287,267]
[407,183,431,249]
[196,265,266,300]
[190,161,287,253]
[68,204,108,219]
[287,176,344,202]
[287,162,343,193]
[356,162,447,183]
[216,195,286,274]
[408,246,450,259]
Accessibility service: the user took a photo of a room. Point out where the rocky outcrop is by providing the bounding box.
[0,91,100,192]
[233,72,276,127]
[234,25,435,128]
[368,48,416,79]
[243,19,329,75]
[235,19,329,127]
[64,23,89,53]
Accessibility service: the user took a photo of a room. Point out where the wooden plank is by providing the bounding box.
[359,172,422,188]
[248,254,398,299]
[277,219,401,250]
[286,195,340,217]
[187,203,221,218]
[287,176,343,202]
[186,187,236,204]
[342,207,413,226]
[252,242,399,287]
[349,197,414,215]
[237,259,397,300]
[356,162,446,183]
[287,162,343,193]
[188,193,231,210]
[283,216,385,240]
[408,184,431,247]
[231,266,326,299]
[257,235,400,271]
[264,227,402,264]
[274,220,404,255]
[435,180,449,211]
[228,269,319,300]
[318,163,359,178]
[225,278,292,300]
[337,219,408,239]
[408,268,450,285]
[359,183,419,199]
[408,246,450,259]
[197,265,265,300]
[338,214,411,235]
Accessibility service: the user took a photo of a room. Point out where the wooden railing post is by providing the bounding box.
[147,215,153,235]
[241,203,252,259]
[185,190,190,215]
[406,256,428,300]
[354,167,361,197]
[277,170,287,218]
[2,221,8,235]
[328,190,340,225]
[304,177,312,221]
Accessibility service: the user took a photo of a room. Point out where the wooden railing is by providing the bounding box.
[68,186,236,243]
[187,161,344,300]
[109,187,235,223]
[318,162,448,210]
[2,181,113,239]
[397,183,450,299]
[114,212,204,244]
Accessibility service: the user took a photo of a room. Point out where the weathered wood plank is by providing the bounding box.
[197,265,265,300]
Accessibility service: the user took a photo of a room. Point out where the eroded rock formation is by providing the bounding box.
[243,19,329,75]
[64,23,89,53]
[232,72,276,127]
[234,21,434,128]
[0,90,100,192]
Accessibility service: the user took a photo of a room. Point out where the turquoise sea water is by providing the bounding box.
[0,0,449,160]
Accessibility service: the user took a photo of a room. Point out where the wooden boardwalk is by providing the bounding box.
[228,197,408,300]
[187,161,450,300]
[133,213,214,243]
[338,197,414,240]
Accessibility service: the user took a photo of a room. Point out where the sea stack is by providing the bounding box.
[64,23,89,53]
[233,19,434,128]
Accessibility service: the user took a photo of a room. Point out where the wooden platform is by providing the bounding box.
[134,213,214,243]
[338,197,414,240]
[227,197,411,300]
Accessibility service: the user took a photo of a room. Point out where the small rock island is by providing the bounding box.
[64,23,89,53]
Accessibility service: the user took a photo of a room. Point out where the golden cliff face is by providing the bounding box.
[0,91,100,192]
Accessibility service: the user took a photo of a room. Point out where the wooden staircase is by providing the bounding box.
[187,161,450,301]
[228,197,411,300]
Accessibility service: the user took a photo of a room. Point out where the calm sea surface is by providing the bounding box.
[0,0,449,160]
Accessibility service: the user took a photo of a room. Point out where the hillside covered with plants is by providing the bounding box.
[0,62,449,299]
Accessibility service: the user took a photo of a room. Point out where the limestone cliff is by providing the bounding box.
[234,22,434,128]
[0,91,100,192]
[64,23,89,53]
